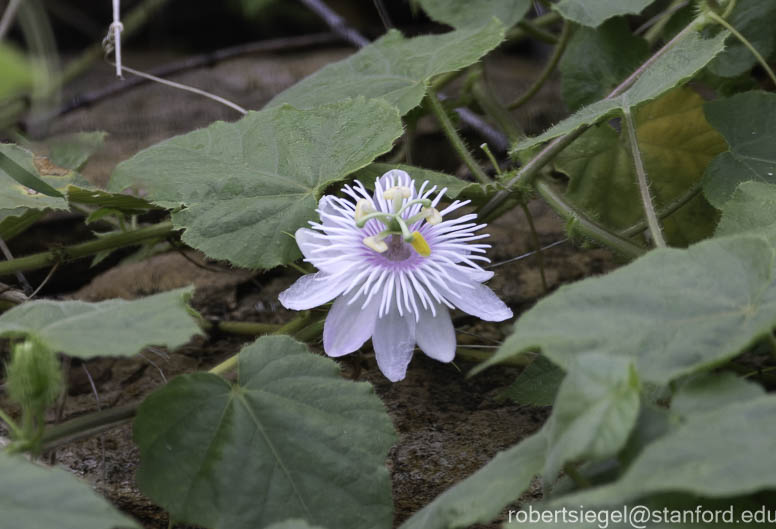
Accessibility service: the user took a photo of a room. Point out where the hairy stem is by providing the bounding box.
[509,20,572,110]
[478,20,699,220]
[0,221,176,277]
[535,178,645,259]
[623,107,666,247]
[426,88,492,184]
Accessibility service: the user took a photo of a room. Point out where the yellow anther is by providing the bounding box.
[423,207,443,225]
[383,186,412,200]
[410,231,431,257]
[363,235,388,253]
[355,199,375,222]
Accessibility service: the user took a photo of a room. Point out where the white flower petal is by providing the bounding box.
[323,293,379,357]
[296,227,328,255]
[451,281,513,322]
[278,272,346,310]
[372,307,416,381]
[415,304,456,362]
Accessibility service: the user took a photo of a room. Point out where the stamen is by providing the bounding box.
[410,231,431,257]
[383,186,411,200]
[363,235,388,253]
[423,207,443,225]
[354,199,375,222]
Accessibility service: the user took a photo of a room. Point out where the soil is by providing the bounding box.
[1,46,617,528]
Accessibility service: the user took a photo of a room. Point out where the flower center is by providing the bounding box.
[384,234,412,261]
[355,185,442,259]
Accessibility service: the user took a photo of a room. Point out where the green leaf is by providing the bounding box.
[499,355,564,406]
[47,131,107,171]
[110,98,402,269]
[557,88,726,246]
[716,181,776,244]
[671,372,765,419]
[543,354,640,481]
[398,430,546,529]
[417,0,530,29]
[66,185,156,211]
[477,235,776,384]
[0,144,75,211]
[0,287,201,358]
[266,20,504,114]
[0,208,45,241]
[0,44,33,98]
[559,18,649,111]
[0,451,139,529]
[134,335,396,529]
[708,0,776,78]
[351,163,490,201]
[515,30,728,151]
[552,394,776,506]
[702,91,776,208]
[553,0,657,27]
[264,522,328,529]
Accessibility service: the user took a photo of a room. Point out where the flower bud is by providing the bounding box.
[6,340,63,417]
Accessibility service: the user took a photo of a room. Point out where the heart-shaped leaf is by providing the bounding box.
[134,335,396,529]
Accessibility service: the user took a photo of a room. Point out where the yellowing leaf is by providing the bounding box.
[557,88,727,246]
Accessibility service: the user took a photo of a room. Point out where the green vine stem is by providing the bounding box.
[200,319,281,336]
[508,20,572,110]
[478,21,699,221]
[623,107,666,247]
[507,12,562,44]
[208,311,318,376]
[471,75,525,143]
[0,220,176,277]
[36,312,324,452]
[520,203,549,292]
[705,10,776,87]
[425,88,492,184]
[535,178,646,258]
[39,403,136,452]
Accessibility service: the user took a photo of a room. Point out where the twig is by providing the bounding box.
[28,262,59,299]
[299,0,510,151]
[53,33,339,119]
[0,236,32,294]
[114,63,248,115]
[372,0,393,29]
[487,239,568,268]
[59,0,170,86]
[298,0,369,47]
[0,0,22,40]
[623,107,665,247]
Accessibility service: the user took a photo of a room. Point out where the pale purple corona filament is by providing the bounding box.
[279,169,512,381]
